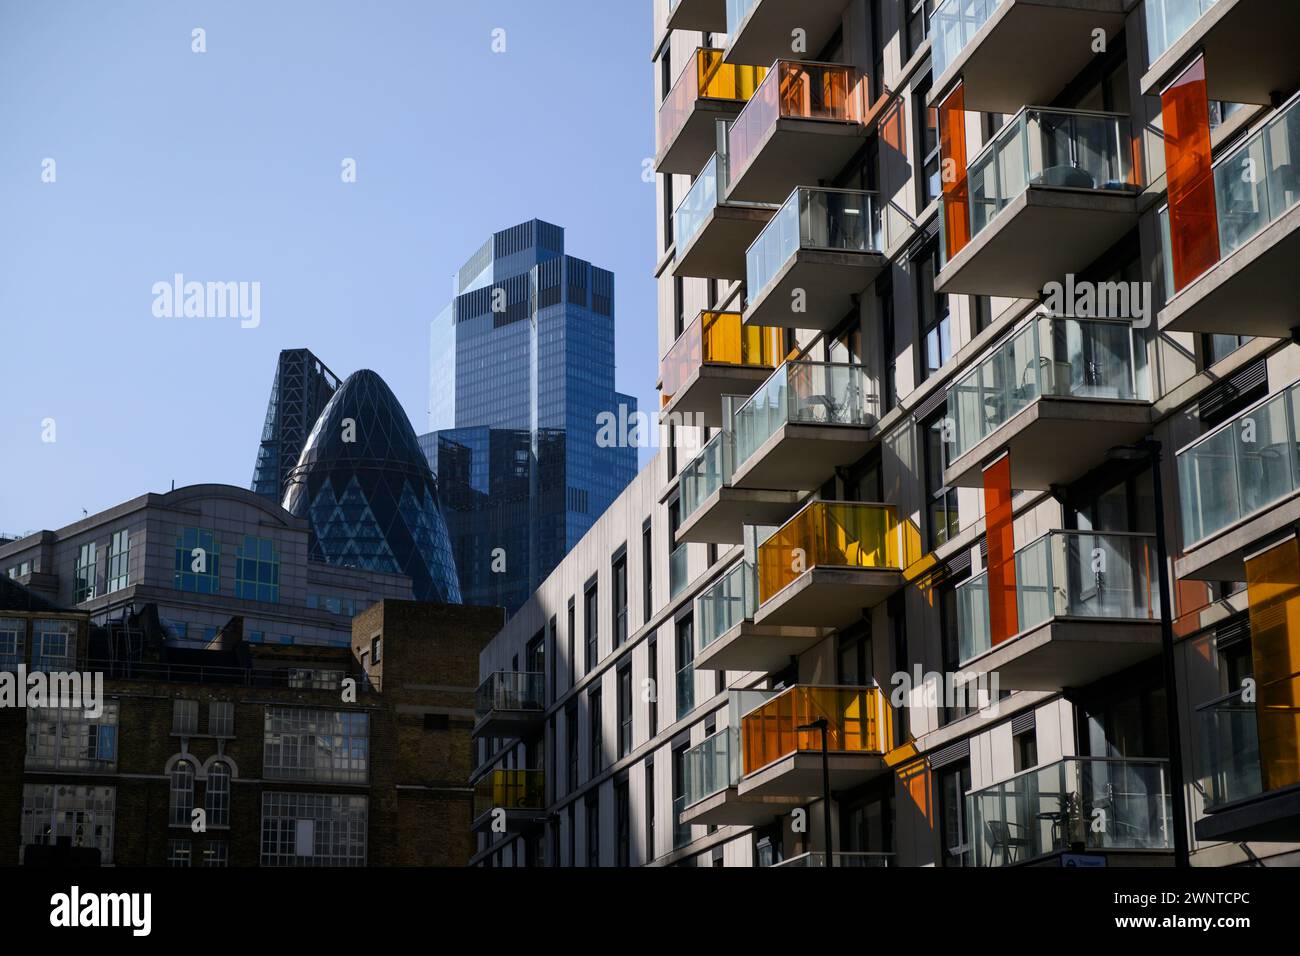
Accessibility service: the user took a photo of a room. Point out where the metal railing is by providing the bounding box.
[774,851,892,867]
[697,560,757,653]
[474,671,545,719]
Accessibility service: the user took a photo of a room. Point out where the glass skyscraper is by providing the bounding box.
[251,349,341,501]
[423,219,637,613]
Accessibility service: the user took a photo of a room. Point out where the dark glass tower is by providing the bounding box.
[423,220,637,613]
[251,349,341,501]
[283,369,462,604]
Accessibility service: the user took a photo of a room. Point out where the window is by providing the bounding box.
[168,839,192,867]
[1013,728,1038,773]
[918,81,941,205]
[106,530,130,593]
[206,761,232,827]
[263,708,369,784]
[939,587,972,725]
[647,638,659,737]
[664,176,675,251]
[612,552,628,648]
[260,792,367,866]
[73,542,97,603]
[370,636,382,665]
[905,0,933,59]
[200,841,228,867]
[617,664,633,759]
[566,701,579,792]
[209,701,234,737]
[235,535,280,603]
[938,761,972,866]
[567,598,577,691]
[642,521,654,622]
[20,784,115,864]
[174,527,221,593]
[589,688,603,775]
[287,668,344,691]
[546,616,557,704]
[616,781,631,867]
[170,760,196,827]
[923,413,959,549]
[0,617,23,671]
[25,704,119,772]
[172,699,199,735]
[918,240,951,380]
[837,626,872,686]
[1204,333,1252,367]
[584,581,599,672]
[879,277,897,412]
[672,745,690,849]
[676,615,695,720]
[585,791,600,867]
[31,619,75,671]
[645,759,656,861]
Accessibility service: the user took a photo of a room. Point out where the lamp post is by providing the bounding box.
[798,717,834,867]
[1106,439,1190,867]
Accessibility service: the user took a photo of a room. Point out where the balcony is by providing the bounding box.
[774,852,892,867]
[724,61,866,203]
[930,0,1127,114]
[944,314,1152,490]
[724,0,847,68]
[473,671,545,737]
[1142,0,1300,106]
[968,758,1173,866]
[667,0,727,33]
[730,360,876,491]
[676,659,697,720]
[657,49,767,176]
[678,431,800,544]
[679,724,802,826]
[937,108,1140,298]
[1195,689,1300,842]
[471,769,547,833]
[1160,93,1300,339]
[955,531,1162,691]
[753,502,914,631]
[1175,381,1300,581]
[736,684,891,799]
[694,560,821,672]
[674,153,778,280]
[660,310,783,428]
[743,188,887,331]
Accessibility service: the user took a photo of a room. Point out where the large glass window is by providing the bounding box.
[73,542,97,603]
[263,708,369,784]
[235,536,280,603]
[584,581,599,672]
[589,688,603,775]
[20,784,115,864]
[174,527,221,593]
[617,664,633,759]
[918,241,951,380]
[612,552,628,648]
[206,761,232,828]
[25,704,119,772]
[106,530,130,593]
[260,792,367,866]
[924,414,960,548]
[938,760,972,866]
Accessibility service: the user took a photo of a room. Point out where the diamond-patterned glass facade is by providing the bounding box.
[282,370,461,604]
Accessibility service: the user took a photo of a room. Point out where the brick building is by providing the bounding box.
[0,577,502,866]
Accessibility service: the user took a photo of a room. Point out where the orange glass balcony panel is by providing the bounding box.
[939,83,970,259]
[728,60,864,184]
[1245,537,1300,793]
[661,311,780,407]
[741,685,887,776]
[1162,55,1220,292]
[757,501,909,604]
[658,48,767,153]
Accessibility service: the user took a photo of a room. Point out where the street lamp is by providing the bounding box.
[798,716,834,867]
[1106,439,1190,868]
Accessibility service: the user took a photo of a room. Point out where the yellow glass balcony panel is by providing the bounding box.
[658,49,767,153]
[661,311,781,407]
[473,769,545,819]
[740,685,887,776]
[1245,538,1300,793]
[756,501,909,604]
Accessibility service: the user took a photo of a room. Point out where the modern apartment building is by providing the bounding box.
[0,582,502,866]
[421,219,639,614]
[469,0,1300,867]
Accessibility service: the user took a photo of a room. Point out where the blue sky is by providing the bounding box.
[0,0,658,533]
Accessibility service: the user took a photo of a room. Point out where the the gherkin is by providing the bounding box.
[282,369,462,604]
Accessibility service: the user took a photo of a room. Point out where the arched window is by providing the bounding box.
[205,762,231,828]
[169,760,195,827]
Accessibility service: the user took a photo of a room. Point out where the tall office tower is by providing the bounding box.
[251,349,341,501]
[466,0,1300,869]
[423,219,638,614]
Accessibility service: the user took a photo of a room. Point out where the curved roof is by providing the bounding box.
[282,370,462,604]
